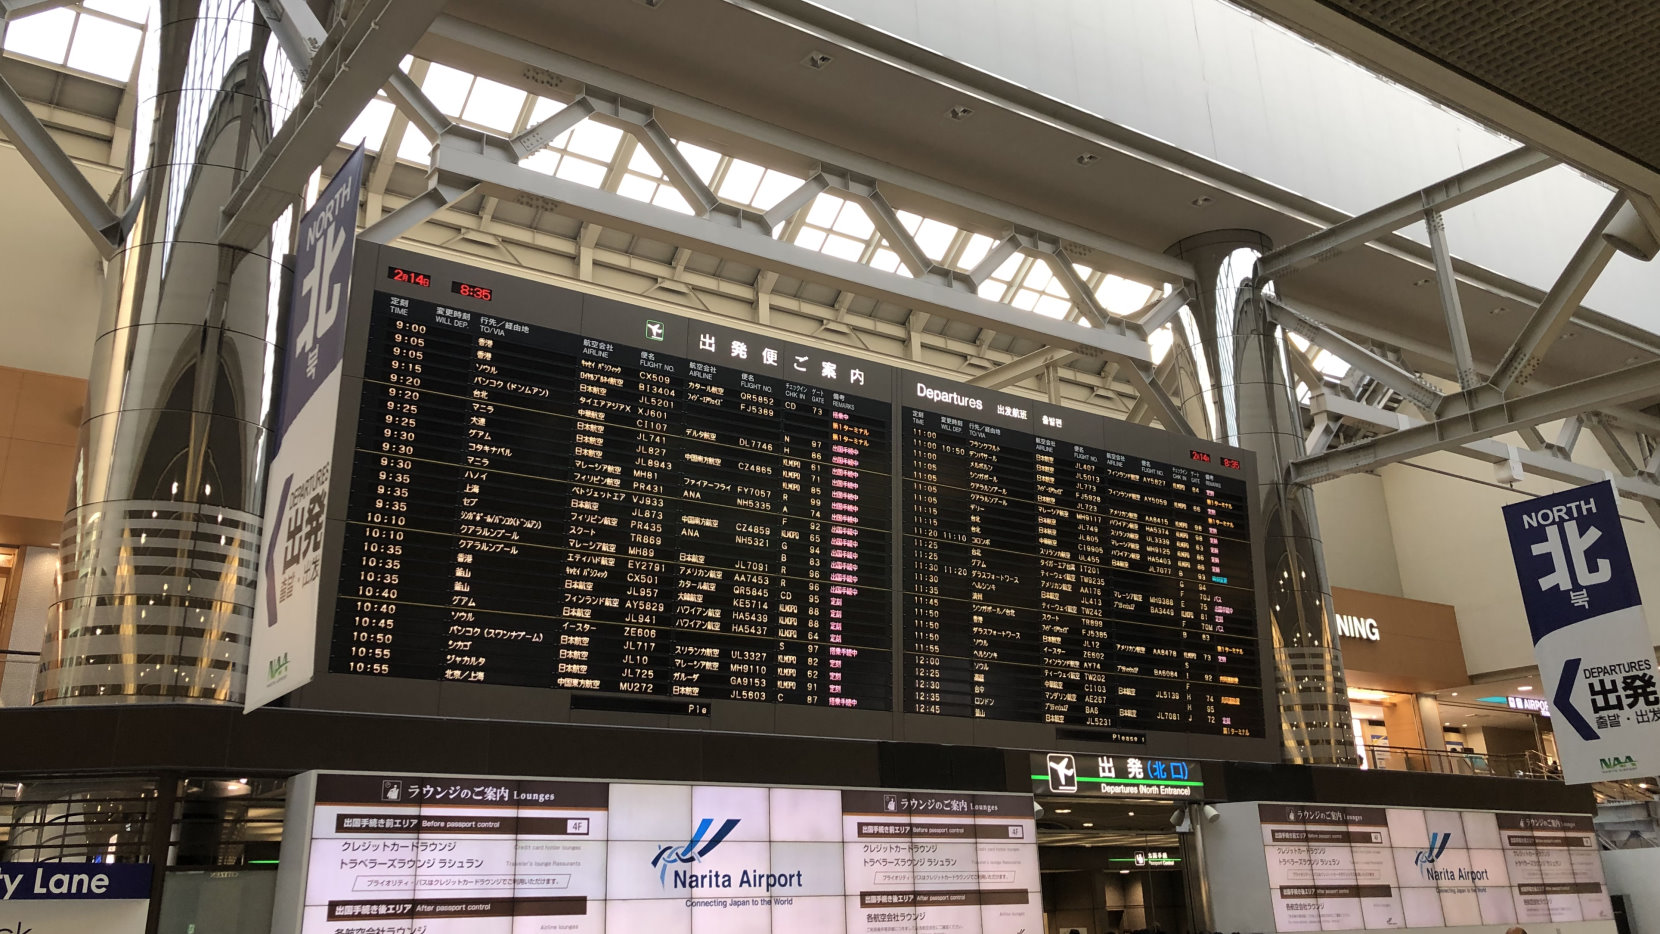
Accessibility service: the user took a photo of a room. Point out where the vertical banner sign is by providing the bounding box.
[1502,481,1660,783]
[247,144,366,712]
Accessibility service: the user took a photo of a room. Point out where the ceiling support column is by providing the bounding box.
[1168,229,1356,766]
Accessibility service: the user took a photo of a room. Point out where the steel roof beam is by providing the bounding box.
[431,131,1154,365]
[1292,359,1660,483]
[385,69,454,143]
[1128,287,1190,336]
[1488,193,1626,394]
[1256,147,1554,281]
[1266,298,1441,412]
[251,0,325,79]
[0,72,120,258]
[219,0,447,251]
[968,346,1076,390]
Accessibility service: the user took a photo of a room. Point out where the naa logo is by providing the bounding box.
[1413,832,1451,878]
[1600,755,1638,774]
[652,818,740,885]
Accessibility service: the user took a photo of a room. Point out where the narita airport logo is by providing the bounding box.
[652,818,806,892]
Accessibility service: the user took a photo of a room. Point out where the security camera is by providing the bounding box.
[1202,804,1221,824]
[1033,803,1045,820]
[1170,808,1192,833]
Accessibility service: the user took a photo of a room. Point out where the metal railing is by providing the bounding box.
[1362,743,1555,779]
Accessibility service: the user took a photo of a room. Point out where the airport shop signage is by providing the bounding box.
[1034,752,1205,798]
[1502,481,1660,784]
[0,863,151,934]
[248,143,366,711]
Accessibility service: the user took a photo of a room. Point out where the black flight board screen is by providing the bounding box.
[330,252,1265,741]
[335,286,893,709]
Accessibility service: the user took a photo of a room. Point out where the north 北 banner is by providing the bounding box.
[247,143,366,711]
[1502,480,1660,784]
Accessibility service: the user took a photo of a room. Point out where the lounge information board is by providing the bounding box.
[324,248,1267,744]
[292,772,1040,934]
[1258,805,1613,930]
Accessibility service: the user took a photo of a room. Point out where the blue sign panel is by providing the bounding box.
[1502,480,1659,784]
[0,863,151,900]
[277,142,365,441]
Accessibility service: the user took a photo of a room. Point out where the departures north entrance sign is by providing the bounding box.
[1033,753,1205,798]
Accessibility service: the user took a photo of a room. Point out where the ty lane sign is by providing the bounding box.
[1503,481,1659,783]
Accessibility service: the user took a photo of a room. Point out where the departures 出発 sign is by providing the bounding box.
[0,862,151,934]
[246,143,366,712]
[1501,481,1660,784]
[1033,752,1205,798]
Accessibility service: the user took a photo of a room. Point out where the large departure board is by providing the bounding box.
[321,246,1269,752]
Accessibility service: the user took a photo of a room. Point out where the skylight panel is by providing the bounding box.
[804,193,843,228]
[341,97,395,152]
[553,156,607,188]
[81,0,143,20]
[420,63,473,116]
[677,142,721,182]
[616,174,659,203]
[830,202,874,239]
[793,227,826,252]
[751,169,803,211]
[650,187,692,214]
[912,218,957,260]
[1149,325,1174,365]
[522,149,560,175]
[716,159,765,203]
[527,96,565,125]
[65,13,142,80]
[1096,273,1156,316]
[956,233,995,271]
[461,76,525,132]
[1033,294,1071,318]
[869,248,903,274]
[565,121,624,163]
[1287,332,1311,352]
[4,8,76,64]
[396,126,432,165]
[627,145,662,176]
[820,233,866,262]
[1312,349,1350,378]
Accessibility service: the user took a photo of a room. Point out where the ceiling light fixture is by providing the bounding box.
[1082,822,1094,828]
[1190,196,1214,207]
[803,51,834,70]
[1054,808,1072,814]
[1518,686,1532,691]
[1076,153,1100,166]
[948,105,974,120]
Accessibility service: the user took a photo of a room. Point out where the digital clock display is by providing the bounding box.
[1190,449,1212,464]
[451,280,493,301]
[387,266,431,287]
[1222,456,1242,470]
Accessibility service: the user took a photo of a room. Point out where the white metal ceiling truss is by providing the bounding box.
[290,15,1203,430]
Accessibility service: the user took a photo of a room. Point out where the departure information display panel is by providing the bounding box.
[325,248,1268,746]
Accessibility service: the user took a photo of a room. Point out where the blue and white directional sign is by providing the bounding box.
[1503,481,1659,784]
[248,144,366,712]
[0,863,151,934]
